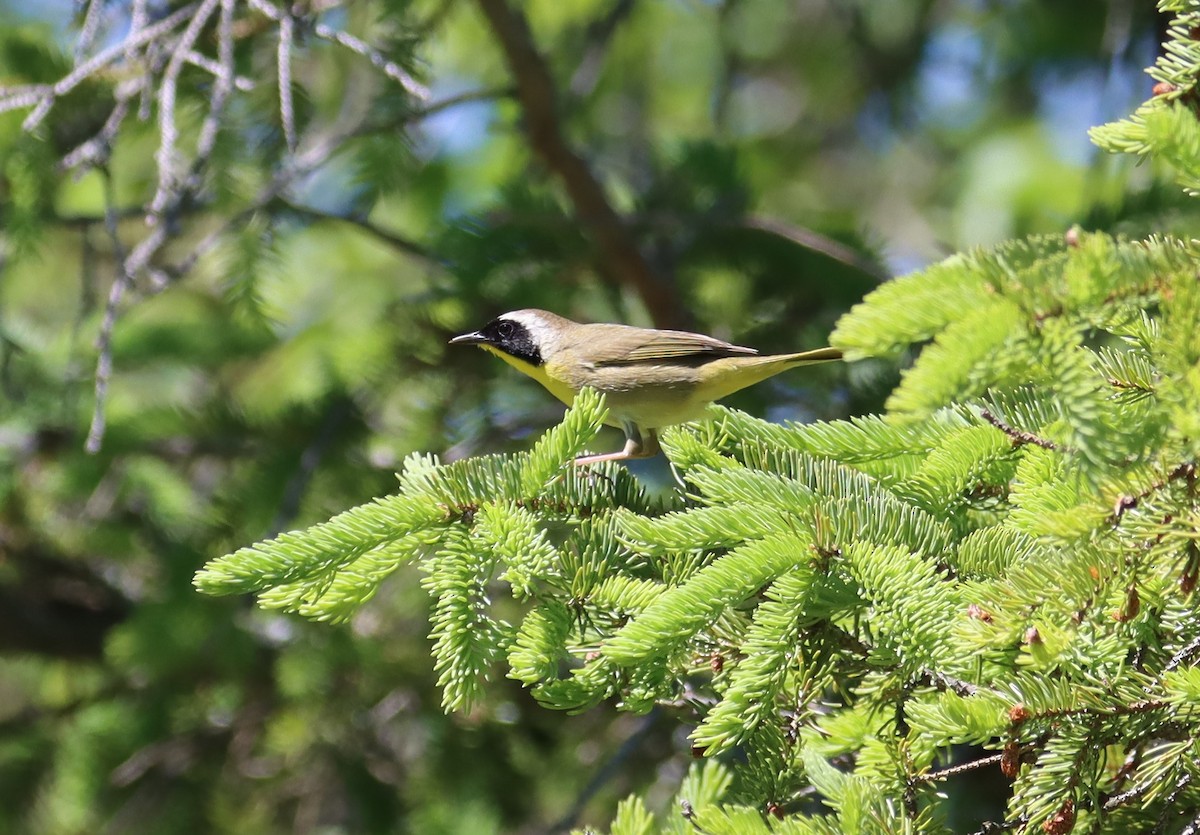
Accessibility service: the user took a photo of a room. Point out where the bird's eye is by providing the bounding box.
[496,321,514,339]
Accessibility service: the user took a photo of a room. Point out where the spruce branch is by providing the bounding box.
[58,77,141,173]
[1091,1,1200,192]
[168,8,1200,825]
[195,388,630,614]
[602,532,813,666]
[1102,779,1153,813]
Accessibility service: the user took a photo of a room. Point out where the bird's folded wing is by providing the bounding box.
[595,329,759,365]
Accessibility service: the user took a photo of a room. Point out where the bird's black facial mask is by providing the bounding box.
[479,318,543,366]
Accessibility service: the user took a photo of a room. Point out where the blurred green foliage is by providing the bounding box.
[0,0,1183,832]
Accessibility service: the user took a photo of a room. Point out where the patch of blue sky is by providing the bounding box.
[1035,36,1156,166]
[415,80,497,158]
[3,0,74,31]
[914,24,997,132]
[1035,66,1110,165]
[3,0,132,49]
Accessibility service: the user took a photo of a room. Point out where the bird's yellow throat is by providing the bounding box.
[481,345,577,407]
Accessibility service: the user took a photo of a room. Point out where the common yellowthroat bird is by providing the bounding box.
[450,310,842,464]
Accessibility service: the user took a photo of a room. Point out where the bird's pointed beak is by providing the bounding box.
[449,331,487,346]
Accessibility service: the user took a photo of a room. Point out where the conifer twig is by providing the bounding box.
[94,81,483,292]
[1102,780,1151,812]
[978,408,1060,451]
[1110,462,1197,523]
[76,0,445,451]
[930,671,978,697]
[1155,774,1194,831]
[180,50,256,91]
[917,752,1003,783]
[1164,633,1200,673]
[309,21,430,100]
[127,0,150,52]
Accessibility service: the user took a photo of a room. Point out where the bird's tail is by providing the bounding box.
[702,346,843,401]
[777,346,843,366]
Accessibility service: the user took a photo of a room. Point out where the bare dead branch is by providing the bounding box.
[311,21,430,100]
[411,85,514,118]
[86,169,133,454]
[74,0,109,64]
[128,0,150,51]
[60,78,144,173]
[247,0,431,100]
[182,51,255,92]
[13,3,201,132]
[474,0,679,327]
[149,0,222,223]
[0,86,57,116]
[10,1,438,451]
[55,88,502,230]
[158,123,376,285]
[144,117,401,290]
[278,9,298,153]
[195,0,238,160]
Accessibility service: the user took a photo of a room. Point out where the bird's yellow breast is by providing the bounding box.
[483,344,814,431]
[483,346,579,407]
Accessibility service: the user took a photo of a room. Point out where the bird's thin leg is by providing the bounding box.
[573,436,645,465]
[574,426,659,465]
